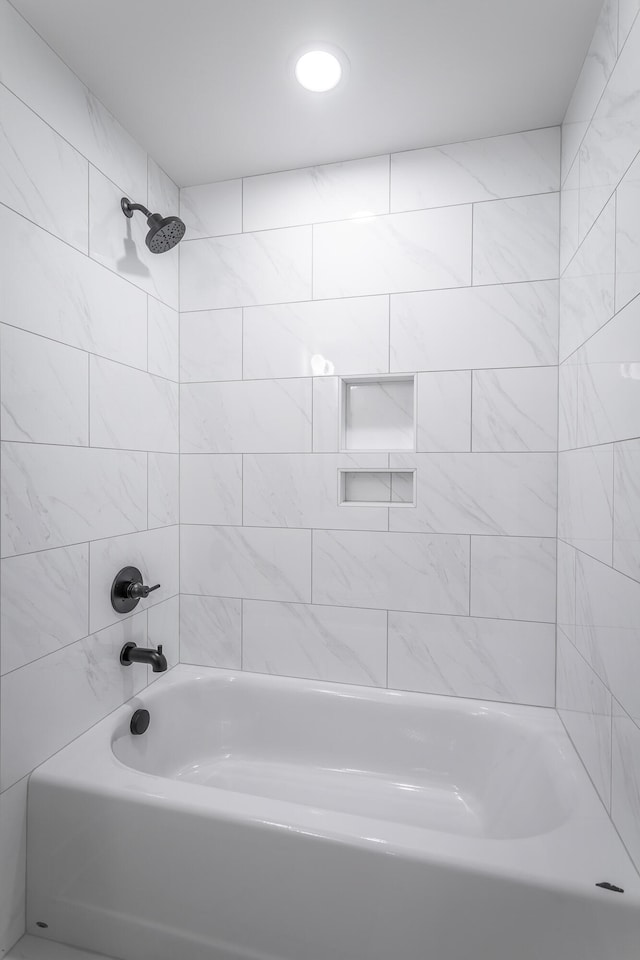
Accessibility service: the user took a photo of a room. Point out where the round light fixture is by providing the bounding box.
[295,49,343,92]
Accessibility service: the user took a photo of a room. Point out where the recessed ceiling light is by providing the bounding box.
[295,49,343,92]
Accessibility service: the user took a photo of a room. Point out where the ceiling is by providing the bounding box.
[11,0,602,186]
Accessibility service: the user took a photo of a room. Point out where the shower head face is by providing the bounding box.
[145,213,186,254]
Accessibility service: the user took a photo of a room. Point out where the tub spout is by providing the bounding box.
[120,642,168,672]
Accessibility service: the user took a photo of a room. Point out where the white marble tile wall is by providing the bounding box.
[559,3,640,872]
[179,123,560,724]
[0,2,180,950]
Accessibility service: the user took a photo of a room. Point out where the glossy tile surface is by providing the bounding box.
[312,530,469,614]
[180,378,312,453]
[313,206,472,299]
[242,600,387,686]
[388,612,555,705]
[472,193,559,284]
[243,155,389,231]
[180,226,312,311]
[391,129,559,211]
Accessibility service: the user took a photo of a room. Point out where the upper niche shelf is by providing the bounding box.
[341,376,415,451]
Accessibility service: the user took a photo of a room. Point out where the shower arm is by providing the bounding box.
[121,197,151,219]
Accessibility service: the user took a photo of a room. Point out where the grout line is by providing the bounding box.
[176,591,557,625]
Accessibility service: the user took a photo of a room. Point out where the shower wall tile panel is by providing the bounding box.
[180,309,243,382]
[179,225,312,311]
[243,154,390,231]
[242,296,390,380]
[0,2,180,948]
[388,613,555,706]
[559,3,640,870]
[180,179,242,239]
[312,206,472,298]
[180,122,560,724]
[390,128,559,211]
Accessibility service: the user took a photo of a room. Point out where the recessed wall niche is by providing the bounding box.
[340,375,415,451]
[339,469,416,506]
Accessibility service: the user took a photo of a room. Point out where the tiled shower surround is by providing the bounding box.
[0,0,179,950]
[178,133,561,703]
[557,0,640,873]
[1,0,640,954]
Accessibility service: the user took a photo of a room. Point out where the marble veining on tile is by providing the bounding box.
[388,612,555,705]
[312,529,469,615]
[472,193,560,285]
[242,600,387,686]
[391,128,559,211]
[180,595,242,669]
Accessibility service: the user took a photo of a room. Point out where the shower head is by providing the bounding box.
[121,197,186,254]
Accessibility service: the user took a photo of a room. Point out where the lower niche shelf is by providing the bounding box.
[339,469,415,506]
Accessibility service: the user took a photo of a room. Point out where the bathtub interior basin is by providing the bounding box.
[113,671,575,840]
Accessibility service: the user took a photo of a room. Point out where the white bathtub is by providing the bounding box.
[27,665,640,960]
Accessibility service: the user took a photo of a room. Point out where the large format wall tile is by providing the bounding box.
[579,14,640,240]
[1,544,88,675]
[180,454,243,526]
[312,530,469,614]
[147,453,179,529]
[0,206,147,368]
[557,539,577,643]
[471,366,557,452]
[557,632,612,809]
[391,128,559,211]
[180,226,312,311]
[243,600,387,686]
[313,206,472,299]
[575,553,640,724]
[612,707,640,866]
[416,372,471,452]
[1,443,147,556]
[559,197,615,360]
[575,296,640,447]
[473,193,559,284]
[148,299,179,382]
[388,612,555,705]
[615,152,640,312]
[180,595,242,669]
[1,325,88,446]
[614,439,640,581]
[181,525,311,603]
[180,309,243,383]
[390,281,558,372]
[0,84,87,250]
[180,179,242,240]
[181,379,312,453]
[561,0,618,181]
[470,536,556,623]
[0,614,148,791]
[90,357,178,453]
[243,296,389,379]
[618,0,640,51]
[243,155,389,231]
[389,453,556,537]
[558,446,614,564]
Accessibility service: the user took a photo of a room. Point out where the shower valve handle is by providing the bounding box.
[128,581,160,599]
